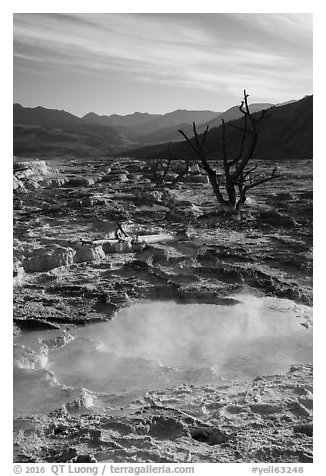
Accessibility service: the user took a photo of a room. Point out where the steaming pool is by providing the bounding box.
[14,294,312,417]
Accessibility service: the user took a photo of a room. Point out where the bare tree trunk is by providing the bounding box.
[178,90,279,217]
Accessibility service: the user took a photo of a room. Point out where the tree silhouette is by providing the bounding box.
[178,90,279,215]
[147,144,193,187]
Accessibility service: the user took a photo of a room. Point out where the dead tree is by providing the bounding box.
[178,90,278,215]
[148,144,193,187]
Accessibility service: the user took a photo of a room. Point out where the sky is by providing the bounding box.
[13,13,313,117]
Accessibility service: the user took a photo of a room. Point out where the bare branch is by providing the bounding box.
[234,114,248,166]
[178,129,199,156]
[242,164,258,180]
[178,125,215,175]
[256,109,269,124]
[177,90,276,215]
[243,90,251,116]
[192,122,202,152]
[230,91,261,181]
[178,124,230,208]
[201,125,209,148]
[244,166,278,190]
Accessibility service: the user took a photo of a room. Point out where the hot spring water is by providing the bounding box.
[13,294,312,417]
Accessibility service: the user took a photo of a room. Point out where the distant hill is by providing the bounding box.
[13,105,218,157]
[136,103,274,146]
[161,109,219,126]
[134,121,203,145]
[14,103,83,128]
[206,103,274,128]
[81,109,219,137]
[13,98,312,159]
[126,96,313,162]
[13,104,135,157]
[82,111,161,130]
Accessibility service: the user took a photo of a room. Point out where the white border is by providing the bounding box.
[4,2,322,474]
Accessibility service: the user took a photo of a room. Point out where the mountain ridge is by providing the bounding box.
[125,95,313,162]
[136,103,275,145]
[13,96,311,159]
[80,109,219,136]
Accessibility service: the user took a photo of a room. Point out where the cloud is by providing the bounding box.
[239,13,312,40]
[13,13,312,100]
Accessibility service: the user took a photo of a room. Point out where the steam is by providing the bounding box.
[47,294,312,390]
[14,343,48,370]
[14,294,312,416]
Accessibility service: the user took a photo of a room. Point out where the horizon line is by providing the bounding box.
[13,94,312,119]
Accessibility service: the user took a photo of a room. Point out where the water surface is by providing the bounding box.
[14,294,312,417]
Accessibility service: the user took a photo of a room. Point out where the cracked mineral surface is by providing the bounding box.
[13,157,313,463]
